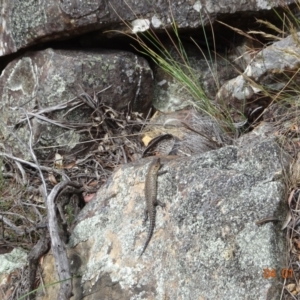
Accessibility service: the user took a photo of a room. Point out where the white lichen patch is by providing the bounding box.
[205,1,216,13]
[151,15,162,28]
[193,1,202,12]
[0,248,27,275]
[223,245,235,261]
[244,65,253,77]
[131,19,150,34]
[256,0,273,10]
[0,20,7,57]
[157,79,167,86]
[7,57,37,96]
[47,73,68,103]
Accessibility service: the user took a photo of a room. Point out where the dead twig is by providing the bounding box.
[45,180,82,300]
[0,152,69,179]
[24,108,77,299]
[27,229,50,300]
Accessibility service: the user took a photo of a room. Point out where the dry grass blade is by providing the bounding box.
[0,152,69,177]
[247,30,282,40]
[216,20,260,42]
[255,19,286,36]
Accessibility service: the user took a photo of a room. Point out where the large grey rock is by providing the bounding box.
[0,48,153,160]
[0,0,295,56]
[216,32,300,122]
[37,139,290,299]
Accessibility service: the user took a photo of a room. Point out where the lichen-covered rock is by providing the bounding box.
[0,248,28,299]
[0,248,27,275]
[37,139,290,300]
[0,48,153,160]
[216,32,300,122]
[0,0,295,56]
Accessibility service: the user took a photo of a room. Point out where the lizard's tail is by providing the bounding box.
[139,210,156,258]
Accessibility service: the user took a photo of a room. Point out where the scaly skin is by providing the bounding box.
[139,158,165,257]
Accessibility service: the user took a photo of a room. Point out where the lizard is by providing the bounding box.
[139,157,165,257]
